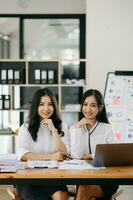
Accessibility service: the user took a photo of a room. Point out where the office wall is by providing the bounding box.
[2,0,133,94]
[0,0,85,13]
[86,0,133,93]
[0,0,86,66]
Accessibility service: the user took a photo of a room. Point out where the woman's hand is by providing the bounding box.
[50,151,65,161]
[81,153,93,160]
[41,119,57,134]
[41,119,67,155]
[75,117,93,128]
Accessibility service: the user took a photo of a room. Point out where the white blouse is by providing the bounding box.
[69,122,117,159]
[17,122,70,160]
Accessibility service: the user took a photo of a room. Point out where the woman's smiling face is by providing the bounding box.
[38,95,54,120]
[82,95,101,120]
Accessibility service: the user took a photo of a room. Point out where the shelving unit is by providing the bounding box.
[0,59,86,132]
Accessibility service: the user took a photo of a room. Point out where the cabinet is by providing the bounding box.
[0,59,86,132]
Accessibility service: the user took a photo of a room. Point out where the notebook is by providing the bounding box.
[91,143,133,167]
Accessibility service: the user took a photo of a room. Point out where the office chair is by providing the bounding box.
[68,186,123,200]
[7,185,123,200]
[7,186,22,200]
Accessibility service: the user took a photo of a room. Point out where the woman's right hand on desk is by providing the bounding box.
[50,151,65,161]
[81,153,93,160]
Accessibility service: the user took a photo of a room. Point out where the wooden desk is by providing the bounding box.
[0,166,133,185]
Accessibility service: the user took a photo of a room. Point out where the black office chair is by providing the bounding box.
[68,186,123,200]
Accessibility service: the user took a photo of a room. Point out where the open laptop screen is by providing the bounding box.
[92,143,133,167]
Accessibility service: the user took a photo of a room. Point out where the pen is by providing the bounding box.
[34,166,48,169]
[65,155,73,160]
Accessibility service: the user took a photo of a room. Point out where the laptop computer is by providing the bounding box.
[91,143,133,167]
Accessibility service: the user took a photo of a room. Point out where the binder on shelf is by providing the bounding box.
[34,69,41,84]
[20,68,25,84]
[14,70,20,84]
[3,95,10,110]
[0,95,3,110]
[1,69,7,84]
[8,69,13,84]
[48,70,54,84]
[41,69,47,84]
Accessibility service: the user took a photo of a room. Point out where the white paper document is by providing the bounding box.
[0,153,18,172]
[27,160,58,169]
[0,165,17,172]
[0,153,18,165]
[58,159,105,170]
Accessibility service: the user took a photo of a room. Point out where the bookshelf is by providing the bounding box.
[0,59,86,132]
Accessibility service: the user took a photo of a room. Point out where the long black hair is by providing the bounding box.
[80,89,109,123]
[27,88,64,141]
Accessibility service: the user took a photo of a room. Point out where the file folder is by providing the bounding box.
[34,69,41,84]
[48,70,54,84]
[0,95,3,110]
[41,69,47,84]
[1,69,7,84]
[14,70,20,84]
[3,95,10,110]
[8,69,13,84]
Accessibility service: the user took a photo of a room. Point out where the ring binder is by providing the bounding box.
[34,69,41,84]
[41,69,47,84]
[48,70,54,84]
[1,69,7,84]
[0,95,3,110]
[3,95,10,110]
[8,69,13,84]
[14,70,20,84]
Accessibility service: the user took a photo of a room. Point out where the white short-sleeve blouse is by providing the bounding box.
[17,122,70,160]
[69,122,117,159]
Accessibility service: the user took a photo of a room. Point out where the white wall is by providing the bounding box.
[0,0,85,13]
[86,0,133,93]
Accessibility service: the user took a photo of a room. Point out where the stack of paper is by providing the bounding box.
[0,153,18,172]
[27,160,58,169]
[58,159,105,170]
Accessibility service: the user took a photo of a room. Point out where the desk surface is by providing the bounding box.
[0,166,133,185]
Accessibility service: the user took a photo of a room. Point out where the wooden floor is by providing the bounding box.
[116,186,133,200]
[0,185,12,200]
[0,185,133,200]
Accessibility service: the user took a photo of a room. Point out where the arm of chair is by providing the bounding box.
[68,185,76,197]
[7,187,21,200]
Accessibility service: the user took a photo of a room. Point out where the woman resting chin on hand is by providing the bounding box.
[16,88,70,200]
[70,89,119,200]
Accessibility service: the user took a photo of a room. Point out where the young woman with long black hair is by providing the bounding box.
[70,89,118,200]
[17,88,69,200]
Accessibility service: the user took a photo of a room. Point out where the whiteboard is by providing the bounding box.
[104,71,133,143]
